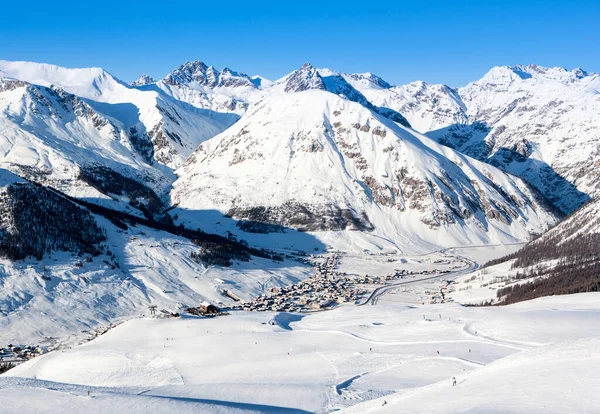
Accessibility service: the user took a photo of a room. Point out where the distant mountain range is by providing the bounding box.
[0,57,597,343]
[3,59,597,251]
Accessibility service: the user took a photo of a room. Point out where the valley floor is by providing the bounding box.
[1,245,598,413]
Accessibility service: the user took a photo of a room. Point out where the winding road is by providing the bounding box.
[358,248,480,306]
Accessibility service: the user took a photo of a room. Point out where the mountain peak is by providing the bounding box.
[284,63,326,93]
[345,72,392,90]
[474,64,592,87]
[131,74,156,87]
[163,60,255,89]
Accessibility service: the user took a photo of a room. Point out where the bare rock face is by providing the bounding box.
[345,72,392,90]
[164,60,256,90]
[228,202,374,232]
[284,63,326,93]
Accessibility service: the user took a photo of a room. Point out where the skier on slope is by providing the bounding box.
[452,377,457,386]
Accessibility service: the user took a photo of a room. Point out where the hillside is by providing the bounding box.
[0,167,314,346]
[0,60,239,170]
[170,78,558,254]
[349,64,600,214]
[451,198,600,305]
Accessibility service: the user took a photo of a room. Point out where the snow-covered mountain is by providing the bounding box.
[130,74,156,87]
[0,61,241,217]
[146,60,265,115]
[0,77,169,215]
[348,64,599,214]
[154,61,411,127]
[446,65,600,214]
[284,64,411,127]
[0,60,239,171]
[170,78,558,254]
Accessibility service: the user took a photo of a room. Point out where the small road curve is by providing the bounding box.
[357,249,479,306]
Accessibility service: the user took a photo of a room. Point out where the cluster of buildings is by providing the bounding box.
[238,254,368,312]
[0,343,44,362]
[78,321,124,345]
[425,281,455,304]
[229,252,457,313]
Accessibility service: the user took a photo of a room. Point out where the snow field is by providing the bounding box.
[3,293,599,413]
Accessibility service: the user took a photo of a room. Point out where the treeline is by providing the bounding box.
[485,233,600,270]
[191,239,284,267]
[191,241,251,267]
[0,184,106,260]
[1,176,290,265]
[497,259,600,305]
[78,166,164,218]
[52,184,288,267]
[0,362,15,374]
[483,218,600,304]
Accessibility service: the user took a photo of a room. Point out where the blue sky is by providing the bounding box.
[1,0,598,86]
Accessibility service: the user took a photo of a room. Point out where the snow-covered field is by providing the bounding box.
[2,288,598,413]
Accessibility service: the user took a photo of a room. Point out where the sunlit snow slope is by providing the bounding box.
[171,84,558,253]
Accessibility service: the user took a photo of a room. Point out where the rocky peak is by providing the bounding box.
[131,74,156,87]
[284,63,326,93]
[163,60,209,86]
[163,60,255,89]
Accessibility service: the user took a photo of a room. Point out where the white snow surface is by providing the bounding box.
[1,293,598,413]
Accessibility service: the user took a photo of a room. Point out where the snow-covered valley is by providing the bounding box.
[0,56,598,413]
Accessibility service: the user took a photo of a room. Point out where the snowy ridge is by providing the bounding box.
[286,65,412,127]
[0,60,239,170]
[349,63,599,214]
[357,80,468,133]
[151,60,267,115]
[530,197,600,244]
[171,87,557,254]
[130,74,155,87]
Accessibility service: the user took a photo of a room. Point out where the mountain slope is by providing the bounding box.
[349,78,467,133]
[349,65,599,214]
[171,87,558,253]
[448,65,600,213]
[147,60,264,115]
[0,60,239,169]
[0,77,173,215]
[453,196,600,305]
[0,168,312,346]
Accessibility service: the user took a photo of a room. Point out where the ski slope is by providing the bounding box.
[2,293,598,413]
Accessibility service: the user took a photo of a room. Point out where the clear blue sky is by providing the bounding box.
[1,0,598,86]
